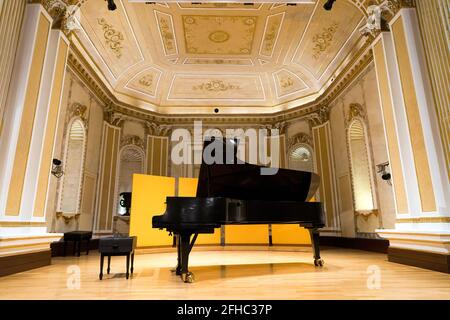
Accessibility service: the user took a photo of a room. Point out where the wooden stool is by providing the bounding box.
[99,236,137,280]
[63,231,92,257]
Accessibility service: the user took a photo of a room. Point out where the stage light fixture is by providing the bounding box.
[324,0,337,11]
[106,0,117,11]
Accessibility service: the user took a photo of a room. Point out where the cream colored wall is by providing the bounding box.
[329,63,395,237]
[47,70,104,232]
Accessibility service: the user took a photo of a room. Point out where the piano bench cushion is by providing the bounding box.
[98,236,137,254]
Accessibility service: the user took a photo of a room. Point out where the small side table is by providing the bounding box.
[99,236,137,280]
[63,231,93,257]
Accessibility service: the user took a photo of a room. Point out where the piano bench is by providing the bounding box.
[63,231,93,257]
[98,236,137,280]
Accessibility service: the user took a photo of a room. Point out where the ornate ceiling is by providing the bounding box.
[70,0,368,114]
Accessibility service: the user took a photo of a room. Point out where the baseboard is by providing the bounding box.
[319,236,389,253]
[388,247,450,274]
[51,238,99,257]
[0,250,51,277]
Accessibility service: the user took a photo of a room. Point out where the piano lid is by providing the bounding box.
[196,138,320,202]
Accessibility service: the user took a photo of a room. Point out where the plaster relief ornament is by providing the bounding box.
[359,2,393,37]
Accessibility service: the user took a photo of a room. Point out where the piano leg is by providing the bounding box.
[172,234,182,275]
[308,228,324,267]
[179,233,195,283]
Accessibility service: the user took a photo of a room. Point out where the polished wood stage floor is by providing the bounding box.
[1,246,449,300]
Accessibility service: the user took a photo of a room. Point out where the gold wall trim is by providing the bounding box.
[396,217,450,224]
[372,38,409,214]
[392,16,437,213]
[415,0,450,180]
[34,35,69,218]
[5,12,51,216]
[0,221,47,227]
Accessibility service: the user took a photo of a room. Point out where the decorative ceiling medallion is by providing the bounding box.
[312,22,339,60]
[182,15,257,55]
[97,18,124,59]
[208,30,230,43]
[155,11,178,56]
[193,80,241,92]
[260,12,284,57]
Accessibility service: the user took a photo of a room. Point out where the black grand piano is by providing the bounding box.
[153,138,325,283]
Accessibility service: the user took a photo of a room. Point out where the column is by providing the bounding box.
[94,121,121,233]
[146,134,169,176]
[373,8,450,272]
[311,116,340,234]
[0,3,66,264]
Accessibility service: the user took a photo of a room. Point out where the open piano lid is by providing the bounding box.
[196,137,320,202]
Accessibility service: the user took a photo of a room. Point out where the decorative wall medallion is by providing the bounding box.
[312,22,339,59]
[120,135,145,149]
[193,80,241,92]
[183,15,257,55]
[97,18,124,59]
[260,13,284,57]
[155,11,178,56]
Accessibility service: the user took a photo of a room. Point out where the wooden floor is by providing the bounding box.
[1,246,449,300]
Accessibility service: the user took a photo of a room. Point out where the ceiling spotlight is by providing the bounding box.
[106,0,117,11]
[324,0,337,11]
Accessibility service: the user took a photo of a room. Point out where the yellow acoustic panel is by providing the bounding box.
[178,177,221,245]
[272,225,311,245]
[130,174,175,247]
[225,225,269,244]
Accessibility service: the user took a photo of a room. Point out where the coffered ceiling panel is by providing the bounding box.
[73,0,366,114]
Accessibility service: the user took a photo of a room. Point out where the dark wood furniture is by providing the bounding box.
[98,236,137,280]
[153,138,325,283]
[63,231,93,257]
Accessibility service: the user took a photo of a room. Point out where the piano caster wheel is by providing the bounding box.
[181,272,195,283]
[314,259,324,267]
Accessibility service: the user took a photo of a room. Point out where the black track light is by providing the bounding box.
[106,0,117,11]
[324,0,336,11]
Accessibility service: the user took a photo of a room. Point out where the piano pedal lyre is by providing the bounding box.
[181,272,195,283]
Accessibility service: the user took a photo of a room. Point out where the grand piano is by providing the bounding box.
[153,138,325,283]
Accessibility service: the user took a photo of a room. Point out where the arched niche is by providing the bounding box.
[117,144,145,216]
[58,118,87,215]
[347,116,377,214]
